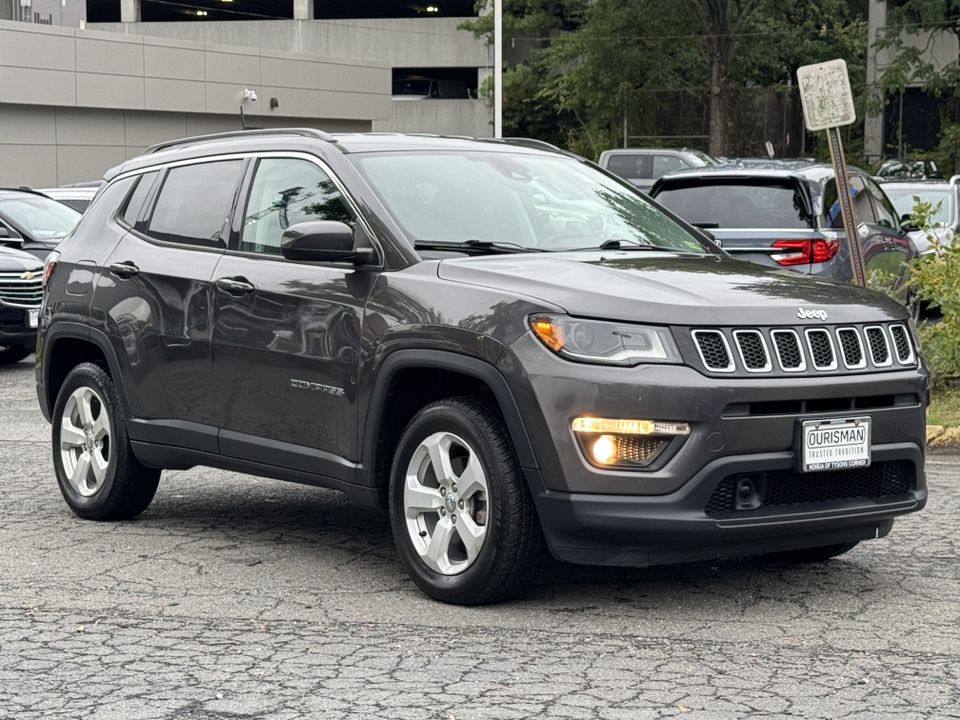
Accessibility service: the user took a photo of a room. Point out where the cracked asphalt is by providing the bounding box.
[1,361,958,719]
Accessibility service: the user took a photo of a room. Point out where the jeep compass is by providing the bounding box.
[37,130,928,605]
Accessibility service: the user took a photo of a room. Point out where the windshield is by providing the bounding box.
[0,196,81,240]
[654,181,813,230]
[884,187,954,225]
[353,151,710,253]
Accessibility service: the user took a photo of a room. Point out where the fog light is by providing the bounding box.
[592,435,618,465]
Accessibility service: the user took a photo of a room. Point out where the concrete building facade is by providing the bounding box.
[0,1,492,187]
[0,20,389,186]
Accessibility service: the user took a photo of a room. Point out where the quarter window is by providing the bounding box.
[122,170,160,229]
[240,158,356,256]
[146,161,244,248]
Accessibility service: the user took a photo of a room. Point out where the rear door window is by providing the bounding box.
[651,154,688,180]
[145,160,245,248]
[605,154,649,181]
[654,181,813,229]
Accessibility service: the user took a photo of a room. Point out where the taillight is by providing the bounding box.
[771,239,810,266]
[811,238,839,263]
[771,239,838,266]
[43,251,59,287]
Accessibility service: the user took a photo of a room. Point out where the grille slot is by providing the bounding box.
[889,324,914,365]
[836,328,866,369]
[864,326,892,367]
[804,328,837,370]
[692,330,734,372]
[733,330,771,372]
[770,329,805,371]
[705,460,913,516]
[0,272,43,308]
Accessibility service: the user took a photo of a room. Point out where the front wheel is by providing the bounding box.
[52,362,160,520]
[389,397,543,605]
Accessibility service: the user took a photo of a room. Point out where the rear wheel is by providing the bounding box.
[0,344,31,364]
[389,397,542,605]
[763,542,859,564]
[52,362,160,520]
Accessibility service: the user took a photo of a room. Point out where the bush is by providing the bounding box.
[905,197,960,384]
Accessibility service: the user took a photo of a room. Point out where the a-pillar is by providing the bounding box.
[120,0,141,23]
[293,0,314,20]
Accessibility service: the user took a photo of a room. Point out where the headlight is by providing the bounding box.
[529,315,682,366]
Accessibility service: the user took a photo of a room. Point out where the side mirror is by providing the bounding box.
[899,214,919,233]
[280,221,375,264]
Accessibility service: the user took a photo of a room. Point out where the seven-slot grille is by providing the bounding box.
[0,271,43,308]
[690,323,916,375]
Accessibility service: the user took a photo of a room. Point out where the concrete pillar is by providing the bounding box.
[293,0,314,20]
[120,0,141,23]
[864,0,888,162]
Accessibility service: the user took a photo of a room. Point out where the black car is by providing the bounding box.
[649,163,917,296]
[37,130,927,605]
[0,246,44,364]
[0,188,82,261]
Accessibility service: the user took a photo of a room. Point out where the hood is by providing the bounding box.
[0,245,45,272]
[437,251,908,325]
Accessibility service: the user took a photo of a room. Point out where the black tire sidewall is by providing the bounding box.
[52,363,122,516]
[389,401,516,604]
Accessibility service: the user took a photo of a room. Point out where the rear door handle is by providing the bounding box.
[216,277,256,295]
[109,262,139,279]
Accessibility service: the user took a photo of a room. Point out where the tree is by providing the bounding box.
[874,0,960,171]
[681,0,765,156]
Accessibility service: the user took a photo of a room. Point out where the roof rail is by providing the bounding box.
[493,137,584,160]
[142,128,339,155]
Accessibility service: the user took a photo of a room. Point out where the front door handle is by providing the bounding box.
[216,277,256,295]
[109,262,139,279]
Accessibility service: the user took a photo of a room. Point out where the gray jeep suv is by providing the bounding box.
[37,130,928,605]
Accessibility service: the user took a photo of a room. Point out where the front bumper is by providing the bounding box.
[498,333,928,565]
[0,305,38,348]
[527,442,925,566]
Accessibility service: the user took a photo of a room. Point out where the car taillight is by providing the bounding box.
[771,239,838,266]
[771,239,810,266]
[811,238,839,263]
[43,251,59,287]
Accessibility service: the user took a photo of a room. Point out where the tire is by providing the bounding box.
[0,344,32,364]
[389,397,543,605]
[51,362,160,520]
[763,541,859,564]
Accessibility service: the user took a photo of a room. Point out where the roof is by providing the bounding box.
[104,129,580,182]
[651,161,864,186]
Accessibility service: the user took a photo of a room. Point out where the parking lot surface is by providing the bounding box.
[1,360,958,719]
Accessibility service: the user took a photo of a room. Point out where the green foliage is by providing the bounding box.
[467,0,872,158]
[903,195,960,383]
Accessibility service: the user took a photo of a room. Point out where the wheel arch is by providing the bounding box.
[41,324,131,422]
[361,350,538,509]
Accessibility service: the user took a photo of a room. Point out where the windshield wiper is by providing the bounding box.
[572,239,695,253]
[414,239,545,255]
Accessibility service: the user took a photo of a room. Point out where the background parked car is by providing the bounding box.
[37,182,101,214]
[392,78,469,99]
[0,245,44,364]
[877,158,941,180]
[650,162,918,297]
[0,188,82,260]
[879,177,960,256]
[598,147,718,192]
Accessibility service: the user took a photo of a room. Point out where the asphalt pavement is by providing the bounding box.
[1,360,958,719]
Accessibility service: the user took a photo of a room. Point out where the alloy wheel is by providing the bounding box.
[403,430,489,575]
[59,386,111,498]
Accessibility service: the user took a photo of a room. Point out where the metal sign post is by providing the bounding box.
[797,59,867,286]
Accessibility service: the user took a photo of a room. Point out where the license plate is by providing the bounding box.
[801,417,871,472]
[28,309,38,328]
